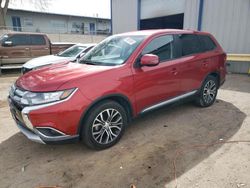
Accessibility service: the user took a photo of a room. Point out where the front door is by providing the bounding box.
[12,16,22,31]
[2,34,31,65]
[132,34,181,113]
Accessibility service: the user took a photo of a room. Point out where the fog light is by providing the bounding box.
[36,127,65,137]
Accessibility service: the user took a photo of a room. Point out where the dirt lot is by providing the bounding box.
[0,74,249,188]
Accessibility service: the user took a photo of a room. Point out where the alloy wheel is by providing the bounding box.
[203,80,217,104]
[92,108,123,144]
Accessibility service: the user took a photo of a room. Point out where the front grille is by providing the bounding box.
[9,98,25,125]
[9,85,27,111]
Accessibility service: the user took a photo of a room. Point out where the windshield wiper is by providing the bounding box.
[81,60,100,65]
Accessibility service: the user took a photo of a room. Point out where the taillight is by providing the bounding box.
[222,53,228,74]
[223,53,227,62]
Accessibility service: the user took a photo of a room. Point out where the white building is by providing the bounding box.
[5,8,111,35]
[111,0,250,73]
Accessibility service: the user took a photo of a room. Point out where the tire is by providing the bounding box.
[81,100,128,150]
[195,75,218,107]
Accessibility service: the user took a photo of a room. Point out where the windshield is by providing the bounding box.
[57,45,87,57]
[80,35,146,66]
[0,34,8,44]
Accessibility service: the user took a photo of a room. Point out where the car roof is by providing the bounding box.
[6,32,47,36]
[116,29,207,37]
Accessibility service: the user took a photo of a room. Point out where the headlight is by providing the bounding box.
[20,88,76,105]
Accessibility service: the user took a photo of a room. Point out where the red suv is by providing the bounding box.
[8,29,226,149]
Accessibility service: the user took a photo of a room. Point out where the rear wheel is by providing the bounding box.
[81,100,127,149]
[195,75,218,107]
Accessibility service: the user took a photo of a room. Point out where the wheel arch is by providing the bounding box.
[77,94,134,136]
[201,71,220,88]
[209,72,220,86]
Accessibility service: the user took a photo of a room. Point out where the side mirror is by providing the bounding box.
[2,41,13,47]
[140,54,159,67]
[79,52,85,58]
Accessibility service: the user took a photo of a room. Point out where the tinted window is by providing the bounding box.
[30,35,46,45]
[178,34,202,56]
[198,35,217,51]
[9,34,30,46]
[142,35,174,62]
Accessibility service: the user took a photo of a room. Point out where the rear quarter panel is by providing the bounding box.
[196,32,226,87]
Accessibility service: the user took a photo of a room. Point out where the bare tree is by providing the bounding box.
[0,0,50,29]
[0,0,9,28]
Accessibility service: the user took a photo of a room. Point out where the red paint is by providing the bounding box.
[15,29,226,135]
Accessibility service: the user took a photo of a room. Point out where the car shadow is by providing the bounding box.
[0,100,246,188]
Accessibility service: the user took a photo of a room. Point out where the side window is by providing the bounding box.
[198,35,217,51]
[9,34,30,46]
[178,34,202,56]
[142,35,174,62]
[30,35,46,45]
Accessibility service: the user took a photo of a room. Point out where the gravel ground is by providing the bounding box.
[0,73,249,188]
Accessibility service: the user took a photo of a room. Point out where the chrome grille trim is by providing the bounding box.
[15,88,26,97]
[10,84,27,105]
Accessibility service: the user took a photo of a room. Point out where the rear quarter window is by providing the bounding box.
[198,35,217,51]
[30,35,46,45]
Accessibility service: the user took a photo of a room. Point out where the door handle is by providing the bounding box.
[202,62,208,67]
[25,48,29,50]
[44,47,49,50]
[202,59,209,67]
[171,68,178,75]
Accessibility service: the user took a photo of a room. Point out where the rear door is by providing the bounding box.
[174,34,207,93]
[133,34,182,113]
[29,35,50,58]
[1,34,31,64]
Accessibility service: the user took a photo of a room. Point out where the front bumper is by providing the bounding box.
[16,122,79,144]
[16,122,45,144]
[8,97,79,144]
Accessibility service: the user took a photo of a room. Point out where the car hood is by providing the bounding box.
[23,55,75,69]
[16,62,114,92]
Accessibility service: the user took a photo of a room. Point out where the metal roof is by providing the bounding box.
[8,8,110,21]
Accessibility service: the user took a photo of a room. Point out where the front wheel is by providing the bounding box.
[195,75,218,107]
[81,100,128,150]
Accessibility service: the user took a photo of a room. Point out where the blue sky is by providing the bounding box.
[8,0,111,19]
